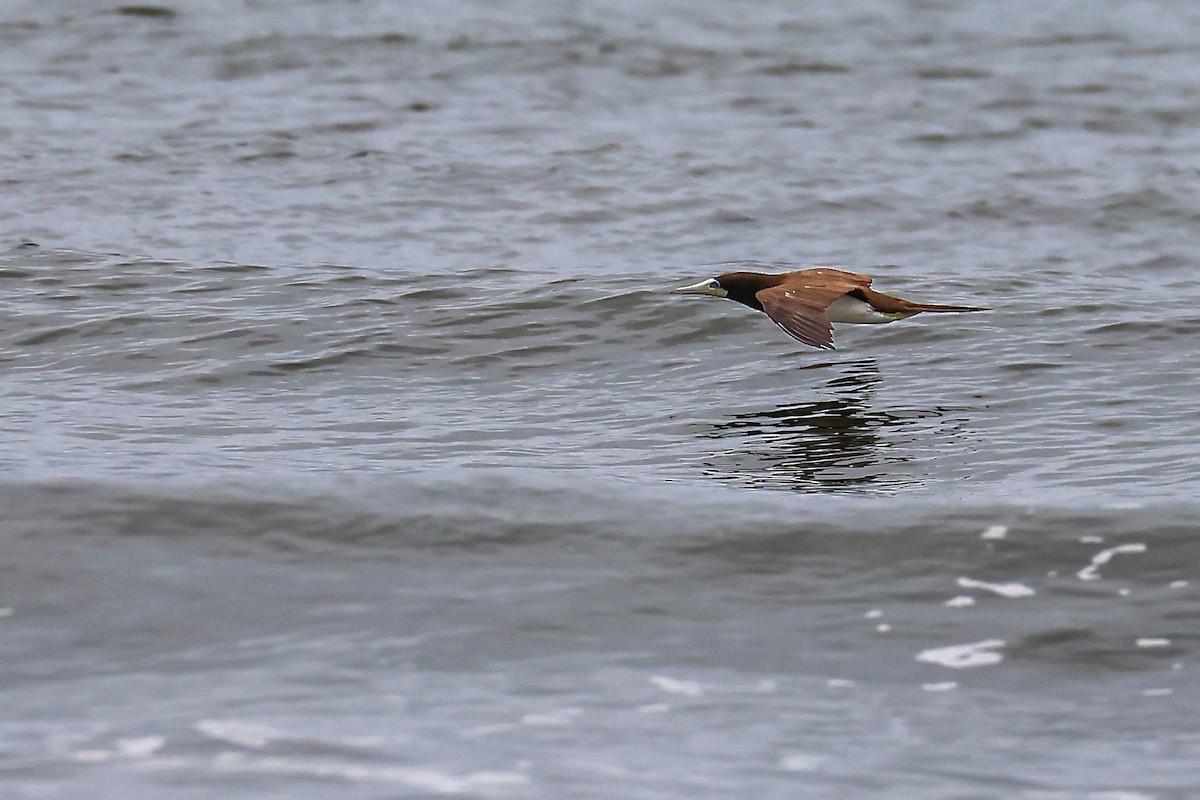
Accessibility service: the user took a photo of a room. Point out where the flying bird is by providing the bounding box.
[671,268,986,350]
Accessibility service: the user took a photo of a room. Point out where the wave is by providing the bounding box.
[0,247,991,382]
[2,470,1194,559]
[5,246,1198,503]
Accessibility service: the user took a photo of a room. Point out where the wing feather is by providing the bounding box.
[756,276,862,350]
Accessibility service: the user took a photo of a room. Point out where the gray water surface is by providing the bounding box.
[2,1,1199,798]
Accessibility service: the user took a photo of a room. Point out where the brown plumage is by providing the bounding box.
[671,268,986,350]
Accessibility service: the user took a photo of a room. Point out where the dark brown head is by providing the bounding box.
[670,271,784,310]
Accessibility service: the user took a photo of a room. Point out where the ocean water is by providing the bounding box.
[2,1,1200,798]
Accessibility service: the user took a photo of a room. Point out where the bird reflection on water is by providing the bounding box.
[701,358,950,493]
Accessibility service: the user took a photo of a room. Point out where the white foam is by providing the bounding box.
[117,737,165,758]
[520,708,580,727]
[875,623,892,633]
[1136,638,1170,648]
[864,609,884,619]
[1077,543,1147,581]
[956,576,1035,598]
[1170,580,1188,589]
[196,720,281,749]
[649,675,702,696]
[211,752,528,793]
[69,736,167,764]
[981,525,1008,540]
[779,753,825,772]
[916,639,1006,669]
[922,682,958,692]
[464,723,516,738]
[945,595,976,607]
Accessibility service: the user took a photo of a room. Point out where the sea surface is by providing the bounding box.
[2,1,1200,798]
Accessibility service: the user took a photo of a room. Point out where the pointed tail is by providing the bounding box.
[856,287,988,316]
[907,302,989,313]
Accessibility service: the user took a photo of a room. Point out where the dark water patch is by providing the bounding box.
[214,29,428,85]
[375,32,417,46]
[1079,116,1144,135]
[179,325,262,345]
[236,148,298,162]
[1084,318,1200,340]
[552,142,622,158]
[1011,32,1127,48]
[1051,83,1113,95]
[531,208,621,225]
[1091,194,1200,236]
[709,208,755,224]
[112,149,165,163]
[691,357,974,494]
[1009,627,1189,672]
[700,399,922,493]
[170,280,238,295]
[996,361,1064,372]
[1127,254,1192,272]
[87,277,154,292]
[269,347,378,373]
[397,286,471,302]
[212,32,413,80]
[201,262,271,273]
[755,60,850,76]
[942,195,1083,226]
[1150,107,1200,129]
[915,67,992,80]
[911,127,1025,145]
[312,119,381,135]
[15,324,85,347]
[114,5,177,19]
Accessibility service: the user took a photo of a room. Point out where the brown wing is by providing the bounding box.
[796,267,874,286]
[755,270,870,350]
[754,287,839,349]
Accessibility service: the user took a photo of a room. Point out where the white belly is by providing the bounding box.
[827,296,896,324]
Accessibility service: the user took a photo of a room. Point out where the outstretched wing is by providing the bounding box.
[755,271,871,350]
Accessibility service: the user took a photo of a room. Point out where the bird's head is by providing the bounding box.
[671,272,780,309]
[669,277,727,298]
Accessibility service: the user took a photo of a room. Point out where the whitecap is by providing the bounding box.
[195,720,281,749]
[916,639,1006,669]
[1077,543,1147,581]
[649,675,702,696]
[956,576,1035,598]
